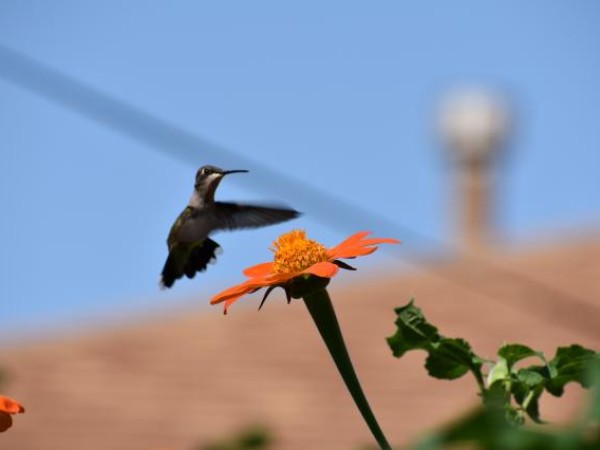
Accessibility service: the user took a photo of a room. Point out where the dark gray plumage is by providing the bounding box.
[160,165,300,288]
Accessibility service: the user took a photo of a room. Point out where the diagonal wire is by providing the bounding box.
[0,43,598,339]
[0,43,429,249]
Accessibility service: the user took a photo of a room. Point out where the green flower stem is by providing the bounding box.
[303,288,392,450]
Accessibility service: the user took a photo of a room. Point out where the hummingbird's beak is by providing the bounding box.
[222,169,249,176]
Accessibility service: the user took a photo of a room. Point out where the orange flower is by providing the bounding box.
[0,395,25,432]
[211,230,400,314]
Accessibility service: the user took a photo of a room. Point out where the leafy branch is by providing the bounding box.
[386,300,599,426]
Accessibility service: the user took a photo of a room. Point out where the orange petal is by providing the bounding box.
[331,231,371,251]
[329,243,373,259]
[243,262,274,278]
[0,412,12,433]
[358,237,401,246]
[214,271,301,314]
[329,233,400,259]
[220,276,293,314]
[211,280,259,305]
[222,293,247,315]
[0,396,24,414]
[302,261,339,278]
[349,246,378,257]
[328,231,371,257]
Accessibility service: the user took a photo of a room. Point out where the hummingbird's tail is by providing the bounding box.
[184,238,222,278]
[160,252,181,289]
[160,238,222,289]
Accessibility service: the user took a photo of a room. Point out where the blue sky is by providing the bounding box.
[1,1,599,341]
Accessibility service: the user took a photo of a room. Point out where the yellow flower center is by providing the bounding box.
[271,230,329,274]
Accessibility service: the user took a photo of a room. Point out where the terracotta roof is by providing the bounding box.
[2,238,600,449]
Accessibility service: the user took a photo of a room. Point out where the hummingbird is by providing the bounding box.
[160,165,300,288]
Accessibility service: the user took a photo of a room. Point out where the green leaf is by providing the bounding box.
[387,299,440,358]
[510,371,546,424]
[236,425,272,449]
[510,369,548,424]
[388,300,486,391]
[422,406,501,447]
[523,388,544,424]
[197,425,273,450]
[586,360,600,422]
[425,338,478,380]
[517,368,546,388]
[484,378,511,407]
[510,380,528,406]
[504,406,525,427]
[546,345,599,397]
[498,344,541,370]
[487,357,510,386]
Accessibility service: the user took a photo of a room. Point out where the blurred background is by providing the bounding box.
[0,1,599,449]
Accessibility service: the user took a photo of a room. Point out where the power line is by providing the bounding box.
[0,43,598,339]
[0,43,429,248]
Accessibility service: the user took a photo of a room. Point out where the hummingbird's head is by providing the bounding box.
[194,165,249,199]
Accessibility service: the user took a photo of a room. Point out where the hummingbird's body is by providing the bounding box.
[160,165,299,288]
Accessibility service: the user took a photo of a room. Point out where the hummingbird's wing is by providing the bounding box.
[213,202,300,231]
